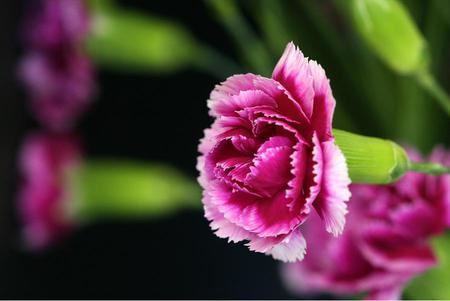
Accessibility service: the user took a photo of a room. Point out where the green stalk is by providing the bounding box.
[415,71,450,118]
[333,0,397,135]
[193,45,243,79]
[409,162,450,175]
[396,0,448,152]
[396,76,428,150]
[257,0,293,55]
[205,0,273,75]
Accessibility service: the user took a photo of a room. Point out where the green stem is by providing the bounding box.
[256,0,293,55]
[409,162,450,175]
[193,45,243,79]
[416,71,450,118]
[205,0,273,75]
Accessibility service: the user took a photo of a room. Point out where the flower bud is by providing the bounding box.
[333,129,410,184]
[349,0,429,74]
[86,4,199,73]
[69,160,201,221]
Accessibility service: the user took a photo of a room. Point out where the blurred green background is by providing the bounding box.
[1,0,449,298]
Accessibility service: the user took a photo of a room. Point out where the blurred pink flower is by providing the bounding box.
[197,42,351,262]
[282,148,450,299]
[18,132,81,250]
[18,0,95,131]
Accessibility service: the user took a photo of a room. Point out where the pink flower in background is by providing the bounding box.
[282,148,450,299]
[18,132,81,250]
[19,0,95,131]
[197,42,351,262]
[22,0,90,51]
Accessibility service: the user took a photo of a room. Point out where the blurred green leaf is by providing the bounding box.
[86,5,199,73]
[86,2,240,78]
[70,160,201,221]
[405,233,450,299]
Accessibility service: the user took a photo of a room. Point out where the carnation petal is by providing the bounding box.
[204,198,252,243]
[252,76,310,125]
[308,60,335,140]
[245,136,293,197]
[360,222,437,273]
[210,89,277,118]
[247,235,284,253]
[208,74,277,117]
[392,200,444,237]
[253,116,309,146]
[286,143,308,207]
[313,141,351,236]
[269,230,307,262]
[272,42,314,119]
[215,185,303,237]
[298,133,323,213]
[367,286,403,300]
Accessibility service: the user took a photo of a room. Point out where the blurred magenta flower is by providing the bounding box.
[282,148,450,299]
[197,42,351,262]
[17,132,200,251]
[18,132,81,250]
[18,0,95,131]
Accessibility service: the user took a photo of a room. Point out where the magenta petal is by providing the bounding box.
[272,42,314,119]
[208,73,269,117]
[306,133,323,206]
[269,230,307,262]
[367,286,403,300]
[211,89,277,118]
[245,137,293,197]
[308,60,335,140]
[391,200,444,237]
[314,141,351,236]
[230,135,259,155]
[360,222,437,273]
[247,230,306,262]
[203,192,252,243]
[253,116,309,146]
[217,187,303,237]
[286,143,308,207]
[247,234,284,253]
[252,76,310,125]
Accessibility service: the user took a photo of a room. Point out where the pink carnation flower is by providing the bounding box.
[19,0,95,131]
[197,42,351,262]
[282,148,450,298]
[18,132,81,250]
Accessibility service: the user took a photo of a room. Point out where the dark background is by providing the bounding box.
[0,1,303,299]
